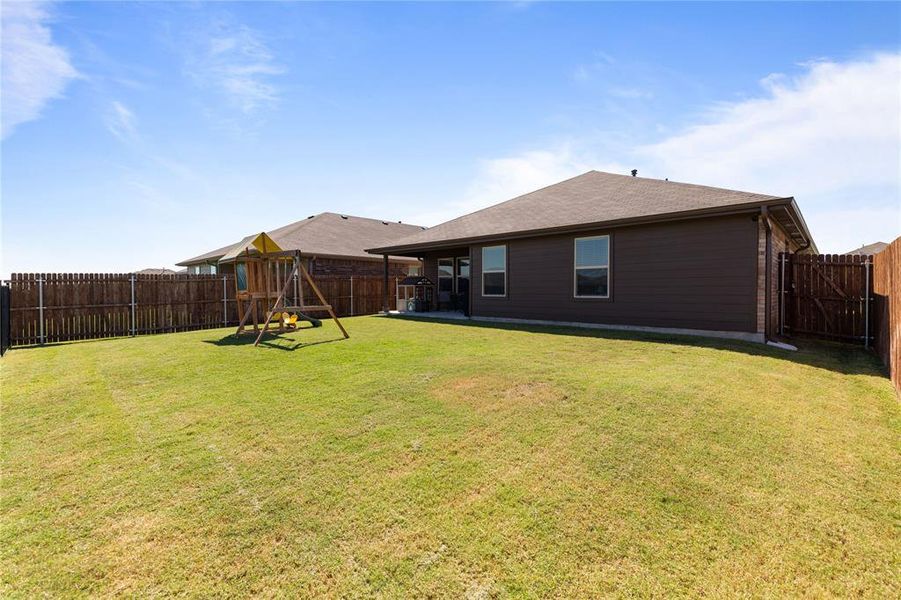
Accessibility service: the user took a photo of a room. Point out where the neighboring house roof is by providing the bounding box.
[844,241,889,256]
[178,212,426,266]
[136,268,178,275]
[368,171,817,254]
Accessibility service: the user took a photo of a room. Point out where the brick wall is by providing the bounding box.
[769,223,795,336]
[310,257,414,277]
[756,215,799,337]
[756,219,767,334]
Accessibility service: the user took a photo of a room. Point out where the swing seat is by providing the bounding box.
[295,312,322,328]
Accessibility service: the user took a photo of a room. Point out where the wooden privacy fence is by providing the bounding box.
[5,273,400,347]
[299,275,400,318]
[872,238,900,394]
[7,273,236,346]
[778,253,873,345]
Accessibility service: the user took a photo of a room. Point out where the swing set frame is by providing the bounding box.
[223,233,349,346]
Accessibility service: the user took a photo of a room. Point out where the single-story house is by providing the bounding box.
[177,212,426,278]
[844,241,889,256]
[135,268,178,275]
[367,170,818,343]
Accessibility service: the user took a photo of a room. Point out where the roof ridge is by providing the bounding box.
[601,170,784,200]
[417,170,598,232]
[327,212,429,228]
[283,211,426,229]
[268,213,323,238]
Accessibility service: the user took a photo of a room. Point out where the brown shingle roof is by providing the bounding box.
[178,243,236,265]
[178,213,425,265]
[135,268,178,275]
[844,241,889,256]
[368,171,807,253]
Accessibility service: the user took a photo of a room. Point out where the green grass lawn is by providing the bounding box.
[2,316,898,598]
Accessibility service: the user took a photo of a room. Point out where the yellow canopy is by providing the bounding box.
[219,232,284,262]
[251,232,282,254]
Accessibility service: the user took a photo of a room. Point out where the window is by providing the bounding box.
[235,263,248,291]
[456,257,470,294]
[438,258,454,293]
[574,235,610,298]
[456,257,470,281]
[407,263,422,277]
[482,245,506,296]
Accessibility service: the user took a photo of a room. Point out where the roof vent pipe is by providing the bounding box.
[631,169,638,177]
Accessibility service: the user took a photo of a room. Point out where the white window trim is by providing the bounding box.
[573,235,610,299]
[481,245,507,297]
[437,258,454,293]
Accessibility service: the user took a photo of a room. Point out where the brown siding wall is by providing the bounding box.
[449,214,760,333]
[188,258,412,278]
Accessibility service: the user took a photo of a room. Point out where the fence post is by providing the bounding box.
[864,257,870,349]
[350,276,354,316]
[130,274,136,336]
[222,275,228,326]
[38,275,45,345]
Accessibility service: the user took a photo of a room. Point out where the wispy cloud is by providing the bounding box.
[572,52,655,103]
[105,100,138,142]
[639,52,901,251]
[609,86,654,100]
[448,52,900,253]
[1,1,79,139]
[410,144,627,225]
[572,51,616,82]
[185,20,285,115]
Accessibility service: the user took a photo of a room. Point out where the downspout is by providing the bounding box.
[761,207,773,342]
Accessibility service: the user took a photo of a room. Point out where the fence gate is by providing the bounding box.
[779,253,874,345]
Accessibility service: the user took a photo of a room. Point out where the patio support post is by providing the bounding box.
[293,256,299,307]
[382,254,389,314]
[350,276,354,317]
[38,275,45,346]
[130,274,136,337]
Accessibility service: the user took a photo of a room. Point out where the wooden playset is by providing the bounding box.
[220,232,349,346]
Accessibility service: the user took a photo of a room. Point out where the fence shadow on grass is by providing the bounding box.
[203,329,347,352]
[391,315,889,381]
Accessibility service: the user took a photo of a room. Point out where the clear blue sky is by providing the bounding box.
[2,1,899,274]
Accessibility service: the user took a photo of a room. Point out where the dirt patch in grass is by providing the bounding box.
[434,375,568,415]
